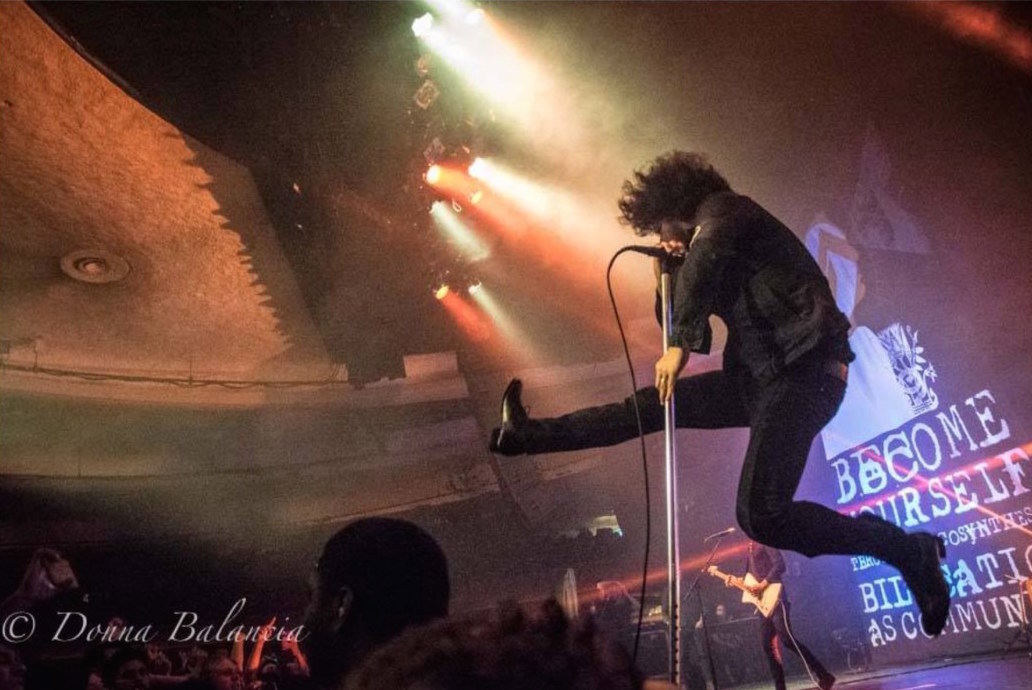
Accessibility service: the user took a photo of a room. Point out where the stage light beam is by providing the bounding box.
[469,285,527,348]
[424,0,474,22]
[439,289,493,343]
[430,200,490,261]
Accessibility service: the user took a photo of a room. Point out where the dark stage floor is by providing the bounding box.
[731,654,1031,690]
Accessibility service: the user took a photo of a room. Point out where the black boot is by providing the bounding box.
[901,533,950,636]
[488,379,528,456]
[857,513,950,636]
[489,380,656,456]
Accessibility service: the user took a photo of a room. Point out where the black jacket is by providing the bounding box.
[664,192,854,384]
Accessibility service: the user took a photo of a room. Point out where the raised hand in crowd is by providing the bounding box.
[145,643,172,676]
[1,547,79,618]
[280,633,309,677]
[231,632,246,678]
[246,617,277,676]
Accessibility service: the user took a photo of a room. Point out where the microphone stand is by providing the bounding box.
[686,534,731,690]
[659,256,682,686]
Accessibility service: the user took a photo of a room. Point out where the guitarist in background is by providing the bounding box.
[740,541,836,690]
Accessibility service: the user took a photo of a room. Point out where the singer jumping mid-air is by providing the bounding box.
[489,151,951,636]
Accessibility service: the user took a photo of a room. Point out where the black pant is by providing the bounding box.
[514,357,913,567]
[762,600,831,690]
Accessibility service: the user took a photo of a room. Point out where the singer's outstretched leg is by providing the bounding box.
[492,370,749,455]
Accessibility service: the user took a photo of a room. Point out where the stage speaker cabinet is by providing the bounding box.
[635,623,709,690]
[633,621,670,680]
[707,617,768,687]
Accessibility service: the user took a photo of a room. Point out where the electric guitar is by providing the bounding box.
[705,566,782,618]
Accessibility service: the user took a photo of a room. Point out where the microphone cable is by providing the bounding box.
[604,245,659,666]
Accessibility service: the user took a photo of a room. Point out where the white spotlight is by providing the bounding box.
[465,8,485,26]
[412,13,435,38]
[468,157,487,179]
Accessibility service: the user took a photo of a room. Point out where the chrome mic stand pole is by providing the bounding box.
[659,260,682,686]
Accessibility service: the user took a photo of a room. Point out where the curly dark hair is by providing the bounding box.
[344,598,642,690]
[618,151,731,236]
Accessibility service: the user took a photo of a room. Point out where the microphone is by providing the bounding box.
[624,245,669,259]
[703,527,736,542]
[622,245,686,272]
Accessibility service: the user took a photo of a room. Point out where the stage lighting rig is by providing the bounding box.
[415,53,433,78]
[413,79,441,110]
[423,136,446,164]
[406,3,499,337]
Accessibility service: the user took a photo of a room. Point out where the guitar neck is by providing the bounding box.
[709,568,747,593]
[726,577,748,594]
